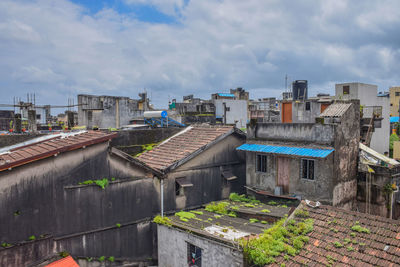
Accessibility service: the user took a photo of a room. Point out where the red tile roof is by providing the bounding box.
[0,131,116,172]
[45,256,79,267]
[136,126,236,171]
[271,201,400,267]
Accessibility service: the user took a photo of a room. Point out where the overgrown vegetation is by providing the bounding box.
[294,209,309,218]
[229,193,260,204]
[78,178,110,189]
[135,143,159,157]
[153,215,172,226]
[28,235,36,241]
[59,251,69,258]
[1,242,12,248]
[241,217,314,265]
[175,211,197,222]
[205,201,230,214]
[351,223,370,234]
[116,223,121,228]
[107,256,115,262]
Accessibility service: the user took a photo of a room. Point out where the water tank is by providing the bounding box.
[292,80,308,100]
[144,111,168,118]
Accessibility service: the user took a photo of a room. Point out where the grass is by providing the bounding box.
[241,217,314,265]
[153,215,172,226]
[175,211,197,222]
[205,201,229,214]
[229,193,260,204]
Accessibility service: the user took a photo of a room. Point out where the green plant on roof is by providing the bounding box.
[249,218,259,223]
[153,215,172,226]
[244,203,256,208]
[95,178,109,189]
[267,201,278,205]
[229,193,260,204]
[279,205,288,208]
[241,217,314,265]
[294,209,309,218]
[350,232,356,237]
[261,209,271,213]
[351,223,370,234]
[333,241,343,248]
[14,210,20,216]
[59,251,69,258]
[228,211,237,217]
[116,223,121,228]
[175,211,197,222]
[28,235,36,241]
[111,177,116,181]
[214,214,222,219]
[98,256,105,262]
[1,242,12,248]
[107,256,115,262]
[230,205,239,211]
[86,257,93,262]
[191,210,203,215]
[347,245,355,252]
[82,180,94,185]
[205,202,229,214]
[261,220,268,224]
[343,238,351,245]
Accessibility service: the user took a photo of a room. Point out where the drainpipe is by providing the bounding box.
[116,99,120,129]
[160,178,164,217]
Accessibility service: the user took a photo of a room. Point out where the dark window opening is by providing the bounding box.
[256,154,267,173]
[343,85,350,95]
[36,114,41,119]
[226,107,230,111]
[358,172,366,182]
[187,243,202,267]
[391,103,393,106]
[305,102,311,111]
[396,92,400,96]
[175,182,182,196]
[175,177,193,196]
[301,159,314,180]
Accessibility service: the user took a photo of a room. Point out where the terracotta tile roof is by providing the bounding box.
[271,201,400,267]
[0,131,116,172]
[45,256,79,267]
[136,126,235,171]
[320,102,352,117]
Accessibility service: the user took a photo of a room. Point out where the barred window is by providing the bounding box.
[301,159,314,180]
[256,154,267,173]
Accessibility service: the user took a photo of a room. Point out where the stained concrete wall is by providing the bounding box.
[292,100,322,123]
[214,99,248,128]
[157,225,243,267]
[78,95,145,129]
[245,152,334,203]
[247,123,335,145]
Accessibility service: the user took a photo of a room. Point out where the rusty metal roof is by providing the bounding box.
[45,256,79,267]
[0,131,116,172]
[319,102,352,117]
[136,126,236,172]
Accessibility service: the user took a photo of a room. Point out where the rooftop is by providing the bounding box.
[159,194,294,244]
[270,201,400,266]
[136,125,240,172]
[0,131,116,172]
[319,102,352,118]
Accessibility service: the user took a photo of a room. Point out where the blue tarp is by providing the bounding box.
[236,143,334,158]
[390,117,399,123]
[217,93,235,98]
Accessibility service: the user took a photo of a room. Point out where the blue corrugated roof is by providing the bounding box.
[390,117,399,123]
[236,143,334,158]
[217,93,235,97]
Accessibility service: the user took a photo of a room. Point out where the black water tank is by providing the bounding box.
[292,80,308,100]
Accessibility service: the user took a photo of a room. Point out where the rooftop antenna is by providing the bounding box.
[285,74,288,92]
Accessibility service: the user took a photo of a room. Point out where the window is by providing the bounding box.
[187,243,202,266]
[343,85,350,95]
[256,154,267,173]
[396,92,400,96]
[175,177,193,196]
[305,102,311,111]
[301,159,314,180]
[391,103,393,106]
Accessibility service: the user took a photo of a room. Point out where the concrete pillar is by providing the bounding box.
[28,110,37,133]
[14,114,21,133]
[116,99,120,129]
[67,111,75,128]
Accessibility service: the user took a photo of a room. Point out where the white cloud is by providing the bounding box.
[0,0,399,109]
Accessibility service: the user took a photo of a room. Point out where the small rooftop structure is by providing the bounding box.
[0,131,116,172]
[360,142,399,168]
[319,102,352,118]
[136,125,242,172]
[45,256,79,267]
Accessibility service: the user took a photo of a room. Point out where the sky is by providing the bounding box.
[0,0,400,110]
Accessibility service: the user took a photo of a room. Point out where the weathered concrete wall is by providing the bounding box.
[157,225,243,267]
[332,101,360,208]
[292,101,321,123]
[214,99,248,128]
[245,152,334,203]
[248,123,335,145]
[78,95,145,128]
[0,236,55,267]
[0,133,46,148]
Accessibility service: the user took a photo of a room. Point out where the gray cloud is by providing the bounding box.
[0,0,399,109]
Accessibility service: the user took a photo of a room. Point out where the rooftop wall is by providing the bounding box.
[248,123,335,145]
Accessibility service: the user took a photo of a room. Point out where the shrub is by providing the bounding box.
[28,235,36,241]
[107,256,115,262]
[205,202,229,214]
[98,256,105,262]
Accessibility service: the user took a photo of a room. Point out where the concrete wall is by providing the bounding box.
[0,133,45,148]
[390,87,400,117]
[214,99,248,128]
[247,123,335,145]
[292,101,321,123]
[157,225,243,267]
[245,152,334,203]
[78,95,145,128]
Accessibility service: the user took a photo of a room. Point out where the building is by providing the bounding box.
[390,86,400,117]
[77,93,150,129]
[358,143,400,219]
[335,82,390,154]
[249,98,280,123]
[168,95,216,125]
[157,197,294,267]
[237,101,360,209]
[0,110,14,131]
[134,125,247,209]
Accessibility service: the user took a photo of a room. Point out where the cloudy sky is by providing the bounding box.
[1,0,400,110]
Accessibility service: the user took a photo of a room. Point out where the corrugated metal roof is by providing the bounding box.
[217,93,235,98]
[390,116,399,123]
[45,256,79,267]
[236,143,334,158]
[319,103,352,117]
